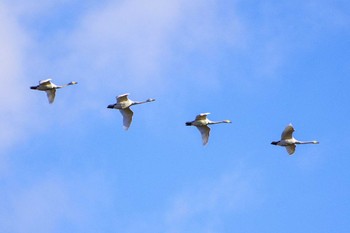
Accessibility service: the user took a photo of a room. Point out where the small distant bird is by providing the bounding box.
[271,123,319,155]
[30,79,78,104]
[186,113,231,145]
[107,93,155,130]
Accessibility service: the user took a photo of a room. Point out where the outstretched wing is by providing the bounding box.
[116,93,130,103]
[281,124,294,140]
[45,89,56,104]
[196,125,210,145]
[119,107,133,130]
[285,144,296,155]
[195,113,210,121]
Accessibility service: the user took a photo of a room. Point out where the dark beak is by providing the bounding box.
[107,104,114,109]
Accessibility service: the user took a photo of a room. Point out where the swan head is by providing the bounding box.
[271,141,278,145]
[313,141,319,144]
[147,98,155,102]
[224,120,231,123]
[107,104,115,109]
[69,81,78,85]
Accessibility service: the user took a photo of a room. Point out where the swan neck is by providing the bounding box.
[296,140,319,144]
[56,84,68,89]
[58,82,77,89]
[133,101,146,105]
[209,120,231,125]
[133,99,154,105]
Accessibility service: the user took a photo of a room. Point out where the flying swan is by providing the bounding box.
[186,113,231,145]
[107,93,155,130]
[30,79,78,104]
[271,123,319,155]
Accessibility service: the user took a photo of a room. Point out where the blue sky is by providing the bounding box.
[1,0,349,232]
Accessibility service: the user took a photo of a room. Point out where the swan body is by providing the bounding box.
[186,113,231,145]
[271,123,319,155]
[107,93,155,130]
[30,79,78,104]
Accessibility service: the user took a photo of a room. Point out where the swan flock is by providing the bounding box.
[31,79,319,154]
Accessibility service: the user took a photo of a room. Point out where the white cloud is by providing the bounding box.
[64,0,245,95]
[165,168,262,232]
[0,2,34,154]
[68,0,184,84]
[6,178,71,233]
[0,171,116,233]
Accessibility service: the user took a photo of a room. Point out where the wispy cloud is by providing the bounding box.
[164,167,262,232]
[3,178,72,233]
[0,2,36,155]
[64,0,245,94]
[0,170,116,233]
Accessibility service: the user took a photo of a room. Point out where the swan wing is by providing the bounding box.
[119,107,133,130]
[116,93,130,103]
[39,79,52,85]
[195,113,210,121]
[285,144,296,155]
[281,124,294,140]
[45,89,56,104]
[196,125,210,145]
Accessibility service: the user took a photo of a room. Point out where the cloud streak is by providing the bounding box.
[0,170,116,233]
[64,0,245,94]
[0,2,35,155]
[165,167,262,233]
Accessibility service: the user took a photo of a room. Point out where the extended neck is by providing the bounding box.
[132,98,155,105]
[208,120,231,125]
[295,140,319,144]
[57,81,78,89]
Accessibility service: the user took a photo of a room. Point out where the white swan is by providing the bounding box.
[107,93,155,130]
[271,123,319,155]
[30,79,78,104]
[186,113,231,145]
